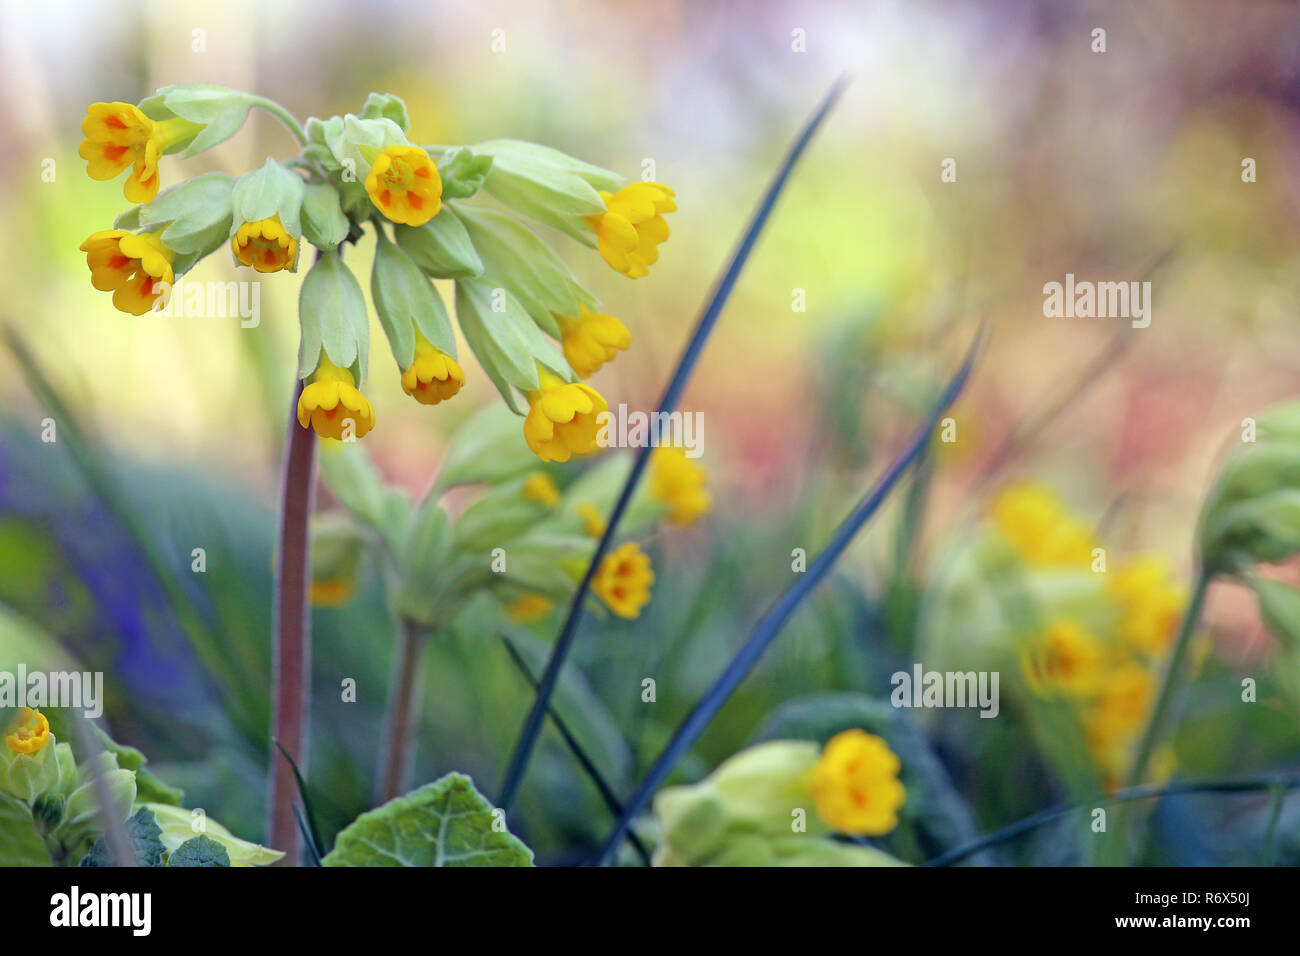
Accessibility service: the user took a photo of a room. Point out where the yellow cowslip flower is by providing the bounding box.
[1107,556,1186,656]
[309,577,354,607]
[1083,663,1156,787]
[79,102,201,203]
[650,446,711,526]
[521,472,560,508]
[523,370,609,463]
[989,481,1096,568]
[400,333,465,405]
[584,182,675,278]
[80,229,175,315]
[592,541,654,619]
[507,592,554,623]
[578,502,606,538]
[5,708,50,756]
[1021,618,1106,696]
[808,729,906,836]
[297,354,376,441]
[365,145,442,226]
[232,216,298,273]
[556,304,631,377]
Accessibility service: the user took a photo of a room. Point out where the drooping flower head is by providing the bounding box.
[4,708,50,756]
[650,446,711,526]
[80,229,175,315]
[585,182,675,278]
[400,332,465,405]
[1021,618,1106,696]
[521,472,561,508]
[523,369,609,463]
[808,729,906,836]
[366,145,442,227]
[592,541,654,619]
[232,216,298,274]
[297,353,376,441]
[557,304,631,377]
[79,102,201,203]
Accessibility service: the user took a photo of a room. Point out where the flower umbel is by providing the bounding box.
[808,729,905,836]
[366,145,442,227]
[297,354,376,441]
[79,102,201,203]
[523,370,609,463]
[400,333,465,405]
[592,541,654,619]
[81,229,175,315]
[557,304,631,377]
[651,446,711,526]
[232,216,298,273]
[585,182,675,278]
[4,708,50,756]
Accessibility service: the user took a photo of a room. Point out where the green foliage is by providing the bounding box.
[167,834,231,867]
[79,807,166,867]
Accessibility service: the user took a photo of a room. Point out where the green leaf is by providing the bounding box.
[150,84,258,158]
[167,834,231,867]
[298,250,369,382]
[0,792,46,866]
[395,205,484,279]
[300,182,350,251]
[438,146,493,199]
[359,92,410,133]
[1249,575,1300,651]
[78,807,166,867]
[135,172,235,257]
[438,404,539,488]
[371,233,456,368]
[322,773,533,866]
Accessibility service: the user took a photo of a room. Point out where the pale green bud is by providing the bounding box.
[371,231,457,369]
[63,768,137,831]
[395,206,484,279]
[229,158,306,268]
[396,500,453,624]
[0,736,60,802]
[297,250,370,383]
[138,84,257,157]
[300,182,351,251]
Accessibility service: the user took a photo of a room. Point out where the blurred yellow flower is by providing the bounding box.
[990,482,1095,568]
[578,502,606,538]
[523,370,608,462]
[309,577,354,607]
[808,729,905,836]
[585,182,675,278]
[400,334,465,405]
[232,216,298,273]
[651,447,711,526]
[1108,556,1185,655]
[80,229,175,315]
[297,355,376,441]
[5,708,50,756]
[592,541,653,618]
[78,102,200,203]
[521,472,560,508]
[507,592,554,623]
[1022,619,1106,696]
[557,304,631,377]
[365,145,442,226]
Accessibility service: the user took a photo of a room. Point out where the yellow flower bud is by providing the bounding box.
[592,541,653,619]
[650,446,711,526]
[584,182,675,278]
[365,145,443,227]
[4,708,50,756]
[506,592,554,623]
[521,472,560,508]
[808,729,906,836]
[522,370,608,463]
[232,215,298,273]
[556,304,631,377]
[400,334,465,405]
[297,354,376,441]
[80,229,175,315]
[578,502,606,538]
[78,102,201,203]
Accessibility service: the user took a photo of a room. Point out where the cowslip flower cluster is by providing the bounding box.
[77,87,674,459]
[990,483,1187,790]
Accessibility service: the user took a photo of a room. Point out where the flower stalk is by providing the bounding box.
[377,619,429,803]
[268,379,319,864]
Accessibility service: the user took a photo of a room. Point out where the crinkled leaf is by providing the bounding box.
[359,92,410,133]
[167,834,231,867]
[438,146,493,199]
[322,773,533,867]
[79,807,166,867]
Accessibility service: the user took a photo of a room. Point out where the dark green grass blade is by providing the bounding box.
[499,74,851,812]
[592,328,984,864]
[272,738,324,861]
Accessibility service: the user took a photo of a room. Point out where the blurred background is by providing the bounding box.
[2,0,1300,864]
